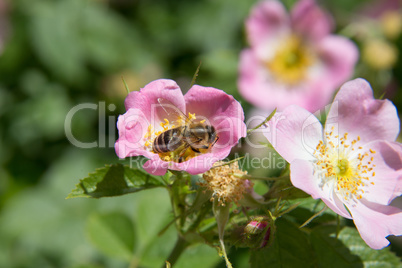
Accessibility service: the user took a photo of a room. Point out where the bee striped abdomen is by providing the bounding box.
[153,127,183,153]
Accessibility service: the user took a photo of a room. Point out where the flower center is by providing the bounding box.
[266,35,314,85]
[143,112,214,163]
[313,127,376,203]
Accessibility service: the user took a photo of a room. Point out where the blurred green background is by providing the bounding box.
[0,0,401,267]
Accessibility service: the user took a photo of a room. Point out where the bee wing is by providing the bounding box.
[157,98,187,120]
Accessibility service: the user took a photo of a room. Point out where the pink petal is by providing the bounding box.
[143,157,169,176]
[246,0,289,48]
[291,0,333,41]
[170,153,220,175]
[316,35,359,88]
[212,116,247,152]
[326,78,400,144]
[264,105,323,163]
[362,140,402,205]
[237,49,308,111]
[238,49,339,112]
[115,108,155,159]
[184,85,246,160]
[184,85,245,121]
[291,159,352,218]
[124,79,186,122]
[347,199,402,249]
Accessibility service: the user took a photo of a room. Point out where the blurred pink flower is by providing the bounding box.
[115,79,246,175]
[264,78,402,249]
[238,0,358,112]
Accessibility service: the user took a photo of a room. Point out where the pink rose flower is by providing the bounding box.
[115,79,247,175]
[264,78,402,249]
[238,0,358,112]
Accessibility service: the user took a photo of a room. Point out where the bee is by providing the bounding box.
[153,98,219,163]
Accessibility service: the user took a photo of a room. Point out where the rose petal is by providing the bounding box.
[325,78,399,144]
[238,49,337,112]
[246,0,289,48]
[212,116,246,152]
[361,140,402,205]
[265,105,323,163]
[291,0,333,41]
[124,79,186,122]
[347,199,402,249]
[143,158,169,176]
[115,108,155,159]
[184,85,245,121]
[291,159,352,218]
[317,36,359,88]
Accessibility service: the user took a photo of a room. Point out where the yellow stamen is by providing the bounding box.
[265,35,315,85]
[313,131,377,203]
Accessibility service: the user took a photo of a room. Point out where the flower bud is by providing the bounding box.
[231,217,274,249]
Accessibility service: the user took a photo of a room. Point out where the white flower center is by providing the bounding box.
[313,127,376,204]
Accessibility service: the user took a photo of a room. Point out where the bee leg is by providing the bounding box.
[190,147,201,153]
[177,145,190,163]
[212,136,219,146]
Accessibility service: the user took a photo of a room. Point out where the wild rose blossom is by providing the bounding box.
[115,79,246,175]
[264,78,402,249]
[238,0,358,112]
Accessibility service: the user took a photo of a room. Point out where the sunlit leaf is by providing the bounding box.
[67,164,165,199]
[86,211,136,261]
[337,227,402,268]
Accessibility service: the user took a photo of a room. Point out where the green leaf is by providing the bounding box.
[67,164,164,199]
[311,225,402,268]
[310,226,362,268]
[86,211,136,261]
[337,227,402,268]
[250,218,315,268]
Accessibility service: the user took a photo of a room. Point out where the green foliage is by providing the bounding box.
[250,218,315,268]
[337,228,402,268]
[86,212,136,261]
[250,219,401,268]
[19,0,144,85]
[67,164,165,199]
[1,0,401,267]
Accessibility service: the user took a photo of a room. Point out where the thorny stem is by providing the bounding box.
[169,172,188,234]
[299,205,328,228]
[163,172,210,267]
[162,235,189,268]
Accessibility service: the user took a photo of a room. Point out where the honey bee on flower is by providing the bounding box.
[145,98,218,163]
[115,79,246,175]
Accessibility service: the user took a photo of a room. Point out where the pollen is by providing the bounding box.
[313,131,377,203]
[188,112,197,121]
[201,161,250,206]
[143,118,173,150]
[266,35,315,85]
